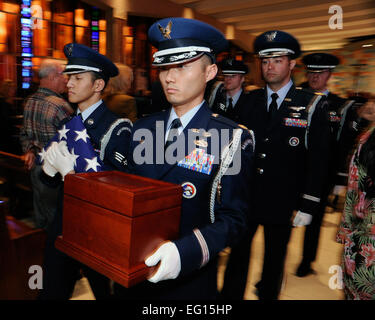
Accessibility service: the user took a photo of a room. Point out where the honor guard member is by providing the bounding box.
[295,53,364,277]
[39,43,132,299]
[221,30,331,300]
[211,58,250,123]
[114,17,254,300]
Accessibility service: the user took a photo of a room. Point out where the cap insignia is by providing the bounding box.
[266,31,277,42]
[67,44,73,56]
[158,20,172,40]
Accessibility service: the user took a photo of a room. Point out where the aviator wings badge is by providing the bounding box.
[158,20,172,39]
[266,31,277,42]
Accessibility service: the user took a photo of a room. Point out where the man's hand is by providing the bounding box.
[293,211,313,227]
[145,241,181,283]
[24,150,35,170]
[45,141,75,180]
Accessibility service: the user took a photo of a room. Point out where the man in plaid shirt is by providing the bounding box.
[20,59,73,229]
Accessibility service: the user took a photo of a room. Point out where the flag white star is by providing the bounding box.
[84,156,101,172]
[74,128,90,143]
[58,125,69,140]
[38,148,47,163]
[69,147,80,167]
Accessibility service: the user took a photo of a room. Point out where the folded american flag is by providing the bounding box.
[38,115,104,173]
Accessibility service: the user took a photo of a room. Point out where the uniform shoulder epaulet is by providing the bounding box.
[295,86,316,94]
[133,110,166,128]
[210,113,237,128]
[314,92,325,96]
[248,88,264,96]
[295,86,318,98]
[237,123,250,131]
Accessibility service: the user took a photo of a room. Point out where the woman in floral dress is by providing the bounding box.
[337,100,375,300]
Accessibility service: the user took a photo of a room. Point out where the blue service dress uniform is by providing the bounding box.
[114,102,254,299]
[298,91,357,272]
[39,101,132,300]
[211,88,251,123]
[221,85,331,299]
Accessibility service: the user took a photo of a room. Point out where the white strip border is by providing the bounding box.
[153,46,211,58]
[65,65,101,73]
[302,193,321,203]
[193,228,209,268]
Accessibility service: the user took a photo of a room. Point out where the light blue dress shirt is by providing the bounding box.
[266,80,293,111]
[165,101,205,142]
[227,89,242,108]
[77,99,103,121]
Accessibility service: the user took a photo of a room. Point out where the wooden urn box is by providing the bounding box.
[55,171,182,288]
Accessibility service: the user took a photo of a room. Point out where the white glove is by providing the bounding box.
[293,211,313,227]
[42,142,58,177]
[145,241,181,283]
[333,185,347,196]
[45,141,75,180]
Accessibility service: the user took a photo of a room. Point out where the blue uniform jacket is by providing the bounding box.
[41,101,132,187]
[240,86,331,224]
[127,102,254,299]
[78,101,132,171]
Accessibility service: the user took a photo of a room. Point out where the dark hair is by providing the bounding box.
[90,71,108,90]
[359,129,375,182]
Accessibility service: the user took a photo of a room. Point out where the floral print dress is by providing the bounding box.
[337,126,375,300]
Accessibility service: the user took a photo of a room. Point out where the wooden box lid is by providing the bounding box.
[64,171,182,217]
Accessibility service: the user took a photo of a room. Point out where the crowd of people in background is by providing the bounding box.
[0,17,374,301]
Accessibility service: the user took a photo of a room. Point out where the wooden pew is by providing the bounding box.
[0,151,32,220]
[0,198,46,299]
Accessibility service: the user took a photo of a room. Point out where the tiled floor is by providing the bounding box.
[218,209,345,300]
[71,208,346,300]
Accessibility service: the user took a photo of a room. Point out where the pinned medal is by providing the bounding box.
[289,112,301,118]
[289,137,300,147]
[289,106,305,112]
[87,118,94,125]
[284,118,307,128]
[329,111,340,122]
[195,139,208,148]
[178,148,215,175]
[203,131,212,138]
[181,182,196,199]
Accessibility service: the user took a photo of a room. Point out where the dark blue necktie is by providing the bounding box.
[268,93,278,121]
[165,118,182,151]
